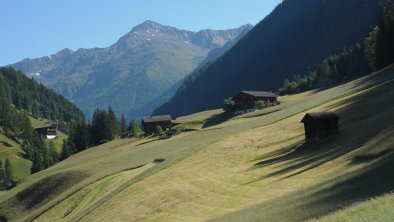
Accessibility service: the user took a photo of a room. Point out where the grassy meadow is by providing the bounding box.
[1,65,394,221]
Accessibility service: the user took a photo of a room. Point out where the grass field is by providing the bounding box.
[1,65,394,222]
[309,193,394,222]
[0,134,31,181]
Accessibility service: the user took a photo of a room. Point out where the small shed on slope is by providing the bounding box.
[142,115,173,134]
[301,112,340,142]
[34,123,57,139]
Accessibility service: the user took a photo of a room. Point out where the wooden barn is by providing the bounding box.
[34,123,57,139]
[142,115,173,134]
[301,112,340,142]
[232,91,278,113]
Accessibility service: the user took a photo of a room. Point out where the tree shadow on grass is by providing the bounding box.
[212,68,394,221]
[246,70,394,184]
[202,112,232,128]
[213,153,394,222]
[245,131,364,184]
[0,170,89,221]
[135,139,159,146]
[297,154,394,219]
[247,135,304,163]
[0,141,13,147]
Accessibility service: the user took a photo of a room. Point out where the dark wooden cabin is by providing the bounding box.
[34,123,57,139]
[232,91,278,112]
[142,115,173,134]
[301,112,340,142]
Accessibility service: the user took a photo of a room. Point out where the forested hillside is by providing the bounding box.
[0,67,85,124]
[0,67,85,187]
[0,98,59,180]
[154,0,382,117]
[279,0,394,95]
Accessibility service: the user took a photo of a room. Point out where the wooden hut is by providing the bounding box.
[232,91,278,113]
[142,115,173,134]
[301,112,340,142]
[34,123,57,139]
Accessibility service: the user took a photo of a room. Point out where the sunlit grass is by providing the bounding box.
[1,65,393,222]
[310,193,394,222]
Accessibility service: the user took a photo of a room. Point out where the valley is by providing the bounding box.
[1,0,394,221]
[1,65,393,221]
[10,21,252,119]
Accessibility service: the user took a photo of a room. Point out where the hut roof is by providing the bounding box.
[142,115,172,123]
[301,112,340,122]
[34,123,56,129]
[240,91,278,98]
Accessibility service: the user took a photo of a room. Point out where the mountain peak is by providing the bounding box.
[56,48,74,56]
[132,20,166,31]
[142,20,160,26]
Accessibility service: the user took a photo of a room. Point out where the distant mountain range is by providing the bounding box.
[154,0,382,117]
[10,20,252,119]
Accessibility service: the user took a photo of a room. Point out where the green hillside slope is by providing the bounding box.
[0,67,83,186]
[0,67,85,124]
[154,0,382,117]
[0,64,393,221]
[0,134,30,181]
[0,117,67,183]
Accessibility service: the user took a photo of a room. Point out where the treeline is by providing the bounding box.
[61,107,143,159]
[278,44,371,94]
[0,67,85,130]
[367,0,394,70]
[0,97,59,188]
[279,0,394,95]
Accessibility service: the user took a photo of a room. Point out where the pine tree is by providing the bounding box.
[20,112,33,143]
[317,60,331,82]
[107,106,120,140]
[376,0,394,69]
[22,142,34,161]
[128,119,143,137]
[91,109,107,145]
[48,140,59,166]
[30,132,46,174]
[69,121,89,152]
[4,158,14,188]
[61,139,75,160]
[364,26,380,70]
[120,114,127,138]
[0,160,5,189]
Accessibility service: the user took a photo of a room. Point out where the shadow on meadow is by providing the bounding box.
[212,153,394,222]
[0,141,13,148]
[247,68,394,184]
[202,112,232,128]
[0,171,89,221]
[212,68,394,222]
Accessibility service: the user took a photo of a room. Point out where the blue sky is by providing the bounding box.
[0,0,282,66]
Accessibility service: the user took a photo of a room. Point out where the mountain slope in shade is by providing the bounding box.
[10,21,252,119]
[153,0,382,117]
[133,25,253,118]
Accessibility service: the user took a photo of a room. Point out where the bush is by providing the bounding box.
[223,97,235,113]
[154,126,164,136]
[255,100,268,110]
